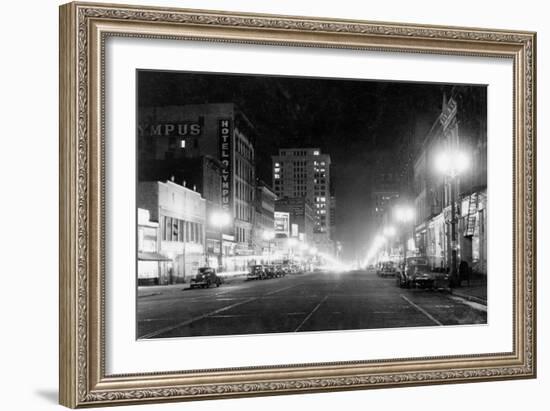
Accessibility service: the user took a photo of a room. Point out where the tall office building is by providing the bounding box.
[271,148,333,255]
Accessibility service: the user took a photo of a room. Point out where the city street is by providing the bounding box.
[137,270,487,339]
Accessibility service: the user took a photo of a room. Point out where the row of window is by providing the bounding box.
[236,202,252,222]
[236,157,254,183]
[161,215,203,244]
[236,136,253,161]
[236,226,249,243]
[280,150,316,156]
[236,180,254,203]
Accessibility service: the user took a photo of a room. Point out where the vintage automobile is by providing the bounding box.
[263,265,277,279]
[376,262,398,277]
[247,265,266,280]
[366,264,377,274]
[280,264,292,276]
[396,257,428,288]
[189,267,222,289]
[273,265,286,277]
[396,257,450,289]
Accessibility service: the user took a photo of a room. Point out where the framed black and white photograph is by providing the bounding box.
[135,71,488,340]
[59,2,536,408]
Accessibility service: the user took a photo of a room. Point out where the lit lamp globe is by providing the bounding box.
[211,211,231,227]
[395,205,414,223]
[383,226,396,237]
[435,149,469,178]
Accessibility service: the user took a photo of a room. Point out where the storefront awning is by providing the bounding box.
[138,252,171,262]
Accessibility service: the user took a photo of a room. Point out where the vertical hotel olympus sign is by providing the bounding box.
[219,119,233,215]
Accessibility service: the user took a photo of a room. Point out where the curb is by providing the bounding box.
[138,292,163,298]
[451,291,487,306]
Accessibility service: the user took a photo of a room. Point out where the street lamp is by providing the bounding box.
[210,211,231,272]
[262,230,275,241]
[394,205,415,268]
[435,148,469,287]
[383,226,396,262]
[383,226,396,237]
[262,230,275,264]
[287,238,297,262]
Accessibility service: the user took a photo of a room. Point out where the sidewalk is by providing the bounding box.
[450,274,487,305]
[138,271,249,297]
[138,284,183,298]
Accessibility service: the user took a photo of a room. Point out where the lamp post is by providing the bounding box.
[262,230,275,264]
[435,148,469,287]
[210,211,231,272]
[309,246,318,268]
[287,238,297,262]
[395,205,414,269]
[383,226,396,263]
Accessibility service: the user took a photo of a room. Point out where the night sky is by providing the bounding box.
[138,70,481,261]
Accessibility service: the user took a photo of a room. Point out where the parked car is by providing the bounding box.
[396,257,450,289]
[274,265,287,277]
[366,264,377,274]
[377,262,398,278]
[280,264,292,276]
[190,267,221,289]
[396,257,428,288]
[247,265,266,280]
[264,265,277,279]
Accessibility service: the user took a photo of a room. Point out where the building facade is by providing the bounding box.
[138,103,257,261]
[412,91,487,275]
[271,148,333,255]
[137,208,169,285]
[137,180,207,283]
[274,196,315,244]
[252,181,277,261]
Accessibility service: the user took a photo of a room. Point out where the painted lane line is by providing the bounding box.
[400,295,443,326]
[140,284,301,339]
[294,295,329,332]
[139,297,258,339]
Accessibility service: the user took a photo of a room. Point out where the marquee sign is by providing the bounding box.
[274,212,290,237]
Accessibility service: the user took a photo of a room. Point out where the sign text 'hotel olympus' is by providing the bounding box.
[219,119,233,214]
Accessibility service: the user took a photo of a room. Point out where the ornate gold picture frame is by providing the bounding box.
[59,2,536,408]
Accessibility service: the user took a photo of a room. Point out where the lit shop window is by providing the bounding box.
[313,150,320,155]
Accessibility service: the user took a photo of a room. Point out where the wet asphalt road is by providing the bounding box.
[137,270,487,339]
